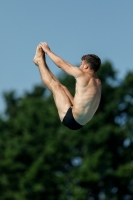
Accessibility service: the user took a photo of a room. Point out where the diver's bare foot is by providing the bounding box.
[33,45,44,66]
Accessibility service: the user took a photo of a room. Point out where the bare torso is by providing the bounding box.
[33,43,101,127]
[72,72,101,125]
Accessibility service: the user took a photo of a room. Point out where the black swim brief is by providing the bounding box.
[62,107,83,130]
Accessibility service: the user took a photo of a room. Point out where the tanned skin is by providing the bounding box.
[33,42,101,125]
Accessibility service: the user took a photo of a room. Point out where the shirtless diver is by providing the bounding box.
[33,42,101,130]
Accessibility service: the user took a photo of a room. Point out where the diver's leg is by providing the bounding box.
[33,45,73,120]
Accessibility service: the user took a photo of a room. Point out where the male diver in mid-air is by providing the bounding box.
[33,42,101,130]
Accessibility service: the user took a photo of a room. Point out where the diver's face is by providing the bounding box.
[79,60,87,69]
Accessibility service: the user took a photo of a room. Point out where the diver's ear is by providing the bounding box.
[84,63,89,69]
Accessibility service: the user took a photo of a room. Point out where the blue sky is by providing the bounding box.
[0,0,133,113]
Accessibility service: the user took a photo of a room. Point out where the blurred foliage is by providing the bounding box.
[0,61,133,200]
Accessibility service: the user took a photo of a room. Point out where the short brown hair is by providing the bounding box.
[81,54,101,72]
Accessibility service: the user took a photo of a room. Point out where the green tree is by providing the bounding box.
[0,61,133,200]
